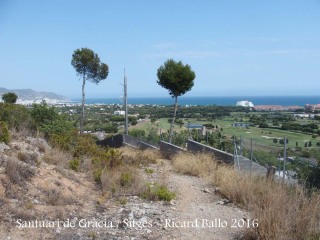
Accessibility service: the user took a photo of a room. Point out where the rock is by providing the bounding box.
[33,199,40,204]
[128,211,134,220]
[153,210,161,215]
[134,209,145,219]
[216,199,230,205]
[169,200,176,206]
[202,188,211,193]
[9,199,19,204]
[143,203,151,209]
[146,229,152,234]
[0,143,10,153]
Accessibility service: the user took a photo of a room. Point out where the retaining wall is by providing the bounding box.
[123,135,159,150]
[96,134,123,148]
[159,141,186,159]
[187,140,234,165]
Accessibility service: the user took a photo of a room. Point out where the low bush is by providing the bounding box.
[145,168,154,174]
[100,165,143,197]
[5,157,35,184]
[140,182,175,201]
[45,188,73,206]
[43,148,72,168]
[0,121,9,144]
[0,103,36,133]
[17,151,39,166]
[69,158,80,172]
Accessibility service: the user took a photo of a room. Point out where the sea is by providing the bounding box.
[72,96,320,107]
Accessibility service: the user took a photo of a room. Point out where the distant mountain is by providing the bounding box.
[0,87,69,104]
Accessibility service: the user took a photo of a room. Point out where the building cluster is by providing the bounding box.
[305,104,320,112]
[253,105,302,111]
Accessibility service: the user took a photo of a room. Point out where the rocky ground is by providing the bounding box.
[0,138,247,240]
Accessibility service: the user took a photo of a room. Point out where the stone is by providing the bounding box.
[216,199,230,205]
[202,188,211,193]
[0,143,10,153]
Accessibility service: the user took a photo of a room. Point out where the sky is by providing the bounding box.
[0,0,320,99]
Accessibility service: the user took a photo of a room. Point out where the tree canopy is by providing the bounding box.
[157,59,195,98]
[71,48,109,83]
[2,92,18,104]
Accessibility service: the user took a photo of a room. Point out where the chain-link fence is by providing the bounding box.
[235,136,320,189]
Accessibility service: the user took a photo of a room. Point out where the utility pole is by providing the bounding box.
[283,136,287,180]
[124,68,128,135]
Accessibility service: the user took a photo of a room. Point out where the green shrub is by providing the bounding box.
[141,183,175,201]
[155,185,176,201]
[0,103,35,132]
[93,168,103,183]
[0,121,9,144]
[120,172,133,187]
[69,158,80,171]
[145,168,154,174]
[128,129,145,138]
[50,129,78,151]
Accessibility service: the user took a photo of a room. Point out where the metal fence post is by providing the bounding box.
[250,137,253,174]
[283,136,287,180]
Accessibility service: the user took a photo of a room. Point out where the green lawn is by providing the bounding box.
[214,119,319,149]
[129,116,320,149]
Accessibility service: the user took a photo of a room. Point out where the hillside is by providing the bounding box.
[0,135,247,240]
[0,88,69,104]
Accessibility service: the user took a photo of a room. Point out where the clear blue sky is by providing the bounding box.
[0,0,319,99]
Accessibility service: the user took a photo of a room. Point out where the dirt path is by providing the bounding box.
[158,159,247,240]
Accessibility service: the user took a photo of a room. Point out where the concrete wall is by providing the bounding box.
[123,134,140,148]
[96,134,123,148]
[187,140,234,165]
[123,135,159,150]
[159,141,186,159]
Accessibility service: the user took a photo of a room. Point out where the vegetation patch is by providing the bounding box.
[5,157,35,184]
[100,165,143,198]
[0,121,10,144]
[145,168,154,174]
[141,182,175,201]
[172,152,217,178]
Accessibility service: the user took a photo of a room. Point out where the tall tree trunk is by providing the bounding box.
[169,96,178,143]
[80,76,86,135]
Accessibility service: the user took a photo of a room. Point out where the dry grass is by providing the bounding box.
[121,147,161,166]
[9,126,37,141]
[45,188,73,206]
[172,152,320,240]
[5,157,35,184]
[43,148,72,168]
[100,165,144,198]
[172,152,218,178]
[17,151,39,166]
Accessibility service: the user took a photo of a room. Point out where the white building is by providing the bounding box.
[114,110,125,116]
[236,100,254,108]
